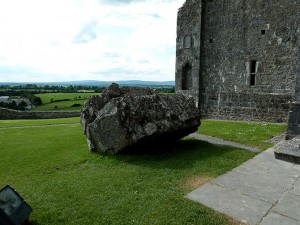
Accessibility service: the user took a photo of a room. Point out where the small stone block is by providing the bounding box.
[186,183,272,225]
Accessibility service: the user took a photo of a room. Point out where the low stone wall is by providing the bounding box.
[200,92,293,123]
[0,107,80,120]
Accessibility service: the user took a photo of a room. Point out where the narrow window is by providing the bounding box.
[183,35,192,49]
[261,30,266,35]
[250,74,256,86]
[250,60,257,74]
[250,60,257,86]
[209,39,213,43]
[182,63,192,90]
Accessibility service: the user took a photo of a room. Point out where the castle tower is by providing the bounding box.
[175,0,202,107]
[176,0,300,122]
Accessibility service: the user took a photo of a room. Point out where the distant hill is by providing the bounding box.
[0,80,175,87]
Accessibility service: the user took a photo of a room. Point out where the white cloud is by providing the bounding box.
[0,0,185,82]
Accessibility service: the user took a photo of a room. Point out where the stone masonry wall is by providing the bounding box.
[175,0,202,106]
[176,0,300,122]
[200,92,293,122]
[0,107,80,120]
[200,0,299,93]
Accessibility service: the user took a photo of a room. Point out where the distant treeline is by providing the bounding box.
[0,84,104,94]
[0,100,29,111]
[0,84,175,95]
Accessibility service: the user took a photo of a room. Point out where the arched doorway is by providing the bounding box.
[182,63,192,90]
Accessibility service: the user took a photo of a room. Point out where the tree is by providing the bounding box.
[33,97,42,106]
[10,101,17,110]
[17,100,27,110]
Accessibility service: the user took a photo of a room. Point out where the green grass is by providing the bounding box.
[35,93,98,104]
[198,120,287,150]
[0,118,257,225]
[33,93,98,111]
[0,117,79,128]
[33,99,85,111]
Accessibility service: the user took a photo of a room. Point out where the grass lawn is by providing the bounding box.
[0,118,258,225]
[0,117,79,128]
[33,99,85,111]
[33,93,98,111]
[35,93,98,104]
[198,120,287,150]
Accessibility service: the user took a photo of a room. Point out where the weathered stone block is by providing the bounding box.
[81,83,200,154]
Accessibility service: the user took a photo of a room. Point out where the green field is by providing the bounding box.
[0,118,262,225]
[198,120,287,150]
[33,93,98,111]
[0,117,79,128]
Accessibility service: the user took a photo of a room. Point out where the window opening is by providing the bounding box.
[250,60,257,74]
[261,30,266,35]
[250,74,256,86]
[183,35,192,49]
[250,60,257,86]
[182,63,192,90]
[209,39,213,43]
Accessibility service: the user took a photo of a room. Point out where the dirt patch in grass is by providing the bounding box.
[182,176,213,190]
[227,217,247,225]
[182,175,247,225]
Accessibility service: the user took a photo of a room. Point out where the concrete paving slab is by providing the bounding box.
[260,212,299,225]
[291,180,300,196]
[272,192,300,221]
[292,164,300,171]
[186,183,272,225]
[254,149,295,169]
[272,193,300,221]
[232,159,299,180]
[186,134,300,224]
[233,158,300,183]
[211,167,297,204]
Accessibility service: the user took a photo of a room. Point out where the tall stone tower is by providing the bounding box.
[175,0,202,106]
[175,0,300,123]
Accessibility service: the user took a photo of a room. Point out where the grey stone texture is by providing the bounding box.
[176,0,300,122]
[286,102,300,139]
[260,212,300,225]
[274,136,300,164]
[81,83,200,154]
[0,107,80,120]
[187,145,300,225]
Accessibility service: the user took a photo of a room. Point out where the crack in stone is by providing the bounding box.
[258,165,300,224]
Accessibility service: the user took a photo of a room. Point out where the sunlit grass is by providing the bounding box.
[198,120,287,150]
[35,93,98,104]
[32,93,98,111]
[0,118,256,225]
[32,99,84,111]
[0,117,79,128]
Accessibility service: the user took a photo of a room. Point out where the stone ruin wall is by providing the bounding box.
[202,92,293,122]
[0,107,80,120]
[175,0,202,105]
[176,0,300,122]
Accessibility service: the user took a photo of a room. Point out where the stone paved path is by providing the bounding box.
[188,133,261,153]
[186,137,300,225]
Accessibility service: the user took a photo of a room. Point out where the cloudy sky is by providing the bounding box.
[0,0,185,82]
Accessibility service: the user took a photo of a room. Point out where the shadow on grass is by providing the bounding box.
[28,221,42,225]
[111,138,254,170]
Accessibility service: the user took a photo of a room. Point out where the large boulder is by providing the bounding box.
[81,83,200,154]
